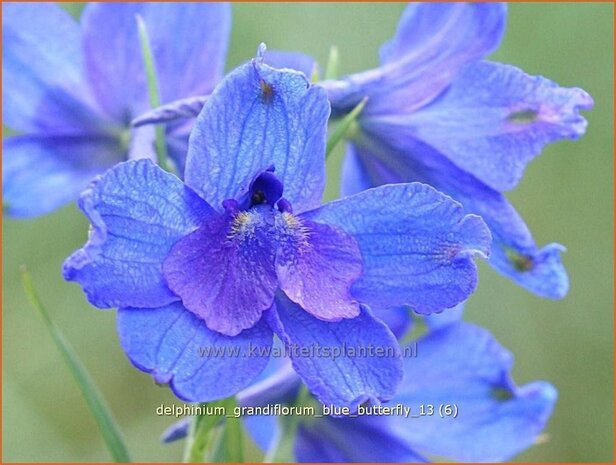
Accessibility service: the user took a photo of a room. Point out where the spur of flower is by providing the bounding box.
[64,53,491,406]
[2,2,230,217]
[319,2,593,299]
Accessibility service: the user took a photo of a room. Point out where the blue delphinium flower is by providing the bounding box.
[63,53,491,406]
[163,319,557,462]
[320,2,593,299]
[2,2,230,217]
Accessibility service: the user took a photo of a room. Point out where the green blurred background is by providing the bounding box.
[3,2,614,462]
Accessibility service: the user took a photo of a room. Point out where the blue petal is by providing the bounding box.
[263,50,318,78]
[295,417,427,463]
[81,2,230,120]
[185,61,330,213]
[162,206,279,337]
[340,143,373,197]
[323,3,506,117]
[377,60,594,192]
[238,362,301,408]
[304,183,491,314]
[63,159,213,309]
[243,414,279,453]
[3,135,122,217]
[370,306,413,340]
[380,3,506,64]
[160,418,190,444]
[2,2,107,133]
[345,141,569,299]
[118,302,273,402]
[266,293,402,410]
[277,216,362,321]
[491,243,568,299]
[393,322,557,461]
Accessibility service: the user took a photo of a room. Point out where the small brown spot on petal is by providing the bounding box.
[508,109,538,124]
[259,79,274,103]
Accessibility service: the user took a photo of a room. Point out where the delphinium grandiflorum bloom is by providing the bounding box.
[163,319,557,462]
[64,52,491,406]
[321,2,593,299]
[2,2,229,217]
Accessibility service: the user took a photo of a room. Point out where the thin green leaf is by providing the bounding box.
[183,398,244,463]
[136,15,170,172]
[324,45,339,81]
[20,268,131,463]
[183,404,225,463]
[325,97,368,158]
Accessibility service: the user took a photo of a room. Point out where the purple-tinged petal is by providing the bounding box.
[2,2,108,134]
[393,322,557,461]
[81,3,230,121]
[3,135,122,218]
[265,293,402,410]
[163,206,278,337]
[118,302,273,402]
[345,139,569,299]
[263,50,319,78]
[276,215,362,321]
[304,183,491,314]
[295,417,427,463]
[63,159,213,309]
[185,61,330,213]
[323,3,506,117]
[372,61,594,192]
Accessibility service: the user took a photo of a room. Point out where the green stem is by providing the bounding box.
[136,15,170,172]
[21,268,131,463]
[221,399,245,462]
[183,398,242,463]
[264,386,312,463]
[326,97,368,158]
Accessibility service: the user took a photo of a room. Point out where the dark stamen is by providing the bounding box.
[251,190,267,206]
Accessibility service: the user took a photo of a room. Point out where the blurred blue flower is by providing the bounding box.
[235,321,557,462]
[2,2,230,217]
[321,2,593,299]
[64,56,490,405]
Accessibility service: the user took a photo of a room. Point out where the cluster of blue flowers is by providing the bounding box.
[3,2,591,462]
